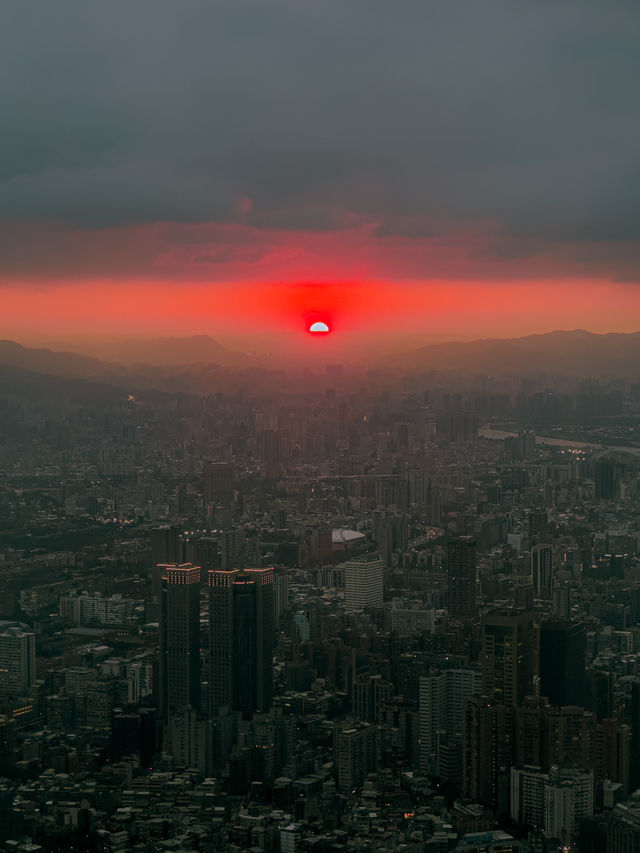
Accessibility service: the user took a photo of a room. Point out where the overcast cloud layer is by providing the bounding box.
[2,0,640,283]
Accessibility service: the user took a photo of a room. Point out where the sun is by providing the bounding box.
[306,313,331,335]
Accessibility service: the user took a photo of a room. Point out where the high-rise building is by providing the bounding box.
[343,556,384,612]
[260,430,279,467]
[208,568,274,718]
[277,428,291,463]
[514,698,606,776]
[111,707,156,766]
[629,679,640,792]
[514,696,549,769]
[151,526,182,590]
[436,412,478,444]
[463,696,510,811]
[338,401,348,437]
[519,429,536,459]
[539,620,586,708]
[481,610,536,707]
[352,674,394,724]
[334,719,378,791]
[552,584,571,618]
[407,468,429,507]
[168,707,214,775]
[596,717,630,793]
[151,525,181,562]
[595,458,619,500]
[0,716,17,774]
[379,696,420,769]
[184,534,219,572]
[280,824,302,853]
[545,705,596,770]
[203,461,235,504]
[510,765,594,846]
[608,790,640,852]
[528,509,548,539]
[0,624,36,704]
[419,667,482,781]
[531,545,553,599]
[585,669,613,721]
[159,563,201,718]
[447,537,477,617]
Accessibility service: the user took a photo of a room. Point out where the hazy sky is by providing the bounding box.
[2,0,640,346]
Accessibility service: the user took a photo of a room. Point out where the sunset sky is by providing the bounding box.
[2,1,640,352]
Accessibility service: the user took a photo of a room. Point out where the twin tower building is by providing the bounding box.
[158,563,274,722]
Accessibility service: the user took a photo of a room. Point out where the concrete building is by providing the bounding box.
[481,609,536,707]
[531,545,553,599]
[463,696,510,812]
[203,461,235,504]
[447,537,477,617]
[168,706,214,775]
[334,719,378,791]
[0,623,36,704]
[159,563,201,718]
[539,619,586,707]
[419,668,482,780]
[208,567,274,717]
[391,598,436,636]
[455,831,520,852]
[343,555,384,612]
[510,765,594,846]
[608,790,640,853]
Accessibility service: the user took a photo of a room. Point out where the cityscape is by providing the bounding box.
[3,352,640,852]
[2,2,640,852]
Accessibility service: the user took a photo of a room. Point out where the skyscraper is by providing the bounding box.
[203,461,235,505]
[539,620,586,707]
[447,537,477,617]
[150,526,183,595]
[531,544,553,599]
[208,568,274,718]
[552,584,571,618]
[481,609,536,707]
[343,556,384,612]
[0,624,36,704]
[595,458,619,500]
[463,696,510,811]
[629,679,640,793]
[608,791,640,852]
[334,719,378,791]
[419,667,482,780]
[159,563,201,718]
[528,509,548,540]
[151,525,182,567]
[510,765,594,846]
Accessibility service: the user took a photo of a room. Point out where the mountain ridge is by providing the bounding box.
[4,329,640,378]
[51,334,248,367]
[394,329,640,375]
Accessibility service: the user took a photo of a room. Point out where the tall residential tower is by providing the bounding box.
[208,568,274,718]
[159,563,201,718]
[447,537,477,617]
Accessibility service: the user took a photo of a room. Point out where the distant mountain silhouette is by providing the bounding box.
[393,329,640,376]
[4,330,640,381]
[0,340,116,378]
[71,334,248,367]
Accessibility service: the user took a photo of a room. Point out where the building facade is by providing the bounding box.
[159,563,201,718]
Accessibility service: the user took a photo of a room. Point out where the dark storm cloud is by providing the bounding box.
[1,0,640,246]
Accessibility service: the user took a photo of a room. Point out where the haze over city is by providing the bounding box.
[3,3,640,853]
